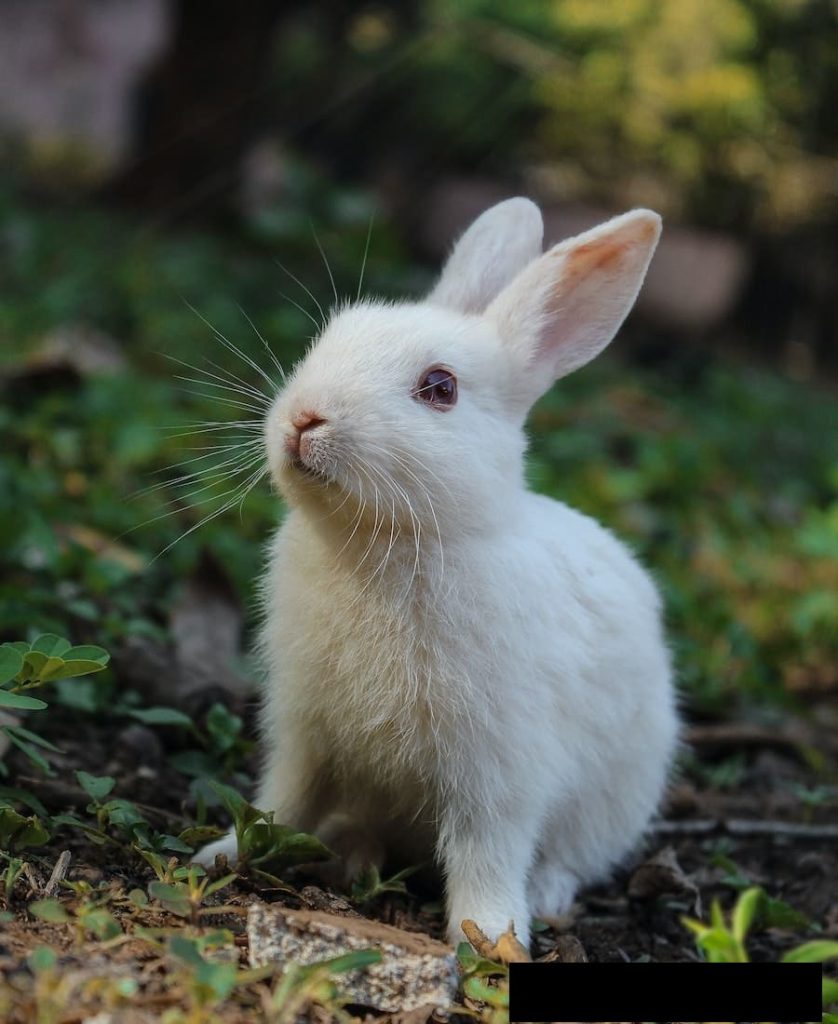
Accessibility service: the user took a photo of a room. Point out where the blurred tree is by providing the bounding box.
[103,0,292,219]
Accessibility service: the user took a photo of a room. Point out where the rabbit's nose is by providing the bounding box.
[286,410,326,458]
[292,410,326,433]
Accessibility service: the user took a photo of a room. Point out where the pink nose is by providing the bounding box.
[285,410,325,457]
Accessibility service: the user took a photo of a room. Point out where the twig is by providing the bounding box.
[43,850,71,897]
[651,817,838,840]
[461,919,531,963]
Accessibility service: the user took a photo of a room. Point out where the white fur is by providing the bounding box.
[196,200,680,948]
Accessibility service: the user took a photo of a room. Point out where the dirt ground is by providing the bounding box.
[2,696,837,1022]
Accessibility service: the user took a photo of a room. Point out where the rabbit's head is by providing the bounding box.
[265,199,661,545]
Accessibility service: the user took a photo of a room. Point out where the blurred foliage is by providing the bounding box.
[1,175,837,716]
[274,0,838,230]
[6,1,836,235]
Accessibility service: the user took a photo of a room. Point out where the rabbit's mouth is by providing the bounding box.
[290,454,329,482]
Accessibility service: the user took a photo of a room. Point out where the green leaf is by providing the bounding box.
[5,730,53,773]
[169,749,216,778]
[22,651,48,676]
[30,635,72,658]
[100,798,147,832]
[315,949,383,975]
[40,659,109,682]
[0,807,51,850]
[76,770,116,802]
[823,979,838,1008]
[0,645,24,686]
[149,881,192,917]
[50,813,110,845]
[695,928,744,963]
[195,960,238,1001]
[0,786,48,817]
[732,886,762,944]
[204,873,238,898]
[782,940,838,963]
[464,976,510,1007]
[29,899,70,923]
[240,821,332,868]
[208,780,253,829]
[31,656,65,682]
[129,707,193,728]
[760,895,810,930]
[82,907,121,940]
[6,726,61,753]
[168,935,205,967]
[62,646,110,665]
[27,946,58,973]
[206,702,242,753]
[159,833,194,854]
[0,690,48,710]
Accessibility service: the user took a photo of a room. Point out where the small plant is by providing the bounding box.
[789,782,837,823]
[0,804,51,853]
[0,635,109,775]
[148,864,237,924]
[683,886,838,1009]
[707,852,810,928]
[456,941,509,1024]
[163,932,241,1023]
[350,863,421,906]
[29,893,121,944]
[0,854,28,906]
[207,781,331,874]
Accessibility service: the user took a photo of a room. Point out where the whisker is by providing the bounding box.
[357,210,376,302]
[130,444,265,503]
[162,352,269,406]
[310,222,339,310]
[177,387,265,414]
[237,303,287,382]
[275,260,326,329]
[279,289,322,335]
[204,357,272,405]
[174,374,272,407]
[159,420,263,438]
[182,299,279,395]
[126,449,267,537]
[150,465,268,562]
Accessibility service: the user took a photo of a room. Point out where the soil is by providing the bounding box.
[1,697,837,1022]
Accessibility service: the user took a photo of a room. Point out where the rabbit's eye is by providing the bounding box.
[414,368,457,408]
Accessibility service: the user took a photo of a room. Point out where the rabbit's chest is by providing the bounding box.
[277,582,481,777]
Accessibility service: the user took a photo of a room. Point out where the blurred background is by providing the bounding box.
[2,0,837,721]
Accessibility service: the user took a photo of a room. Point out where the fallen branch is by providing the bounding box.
[652,817,838,840]
[685,722,805,754]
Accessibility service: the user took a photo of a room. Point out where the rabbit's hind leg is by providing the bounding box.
[527,849,580,922]
[315,810,387,886]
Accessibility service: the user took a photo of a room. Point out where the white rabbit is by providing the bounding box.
[196,198,680,948]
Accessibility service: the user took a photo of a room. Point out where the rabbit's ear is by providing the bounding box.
[487,209,661,408]
[427,197,544,315]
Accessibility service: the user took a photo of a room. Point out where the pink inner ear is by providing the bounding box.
[549,234,636,308]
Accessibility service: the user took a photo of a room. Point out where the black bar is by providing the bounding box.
[509,961,824,1022]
